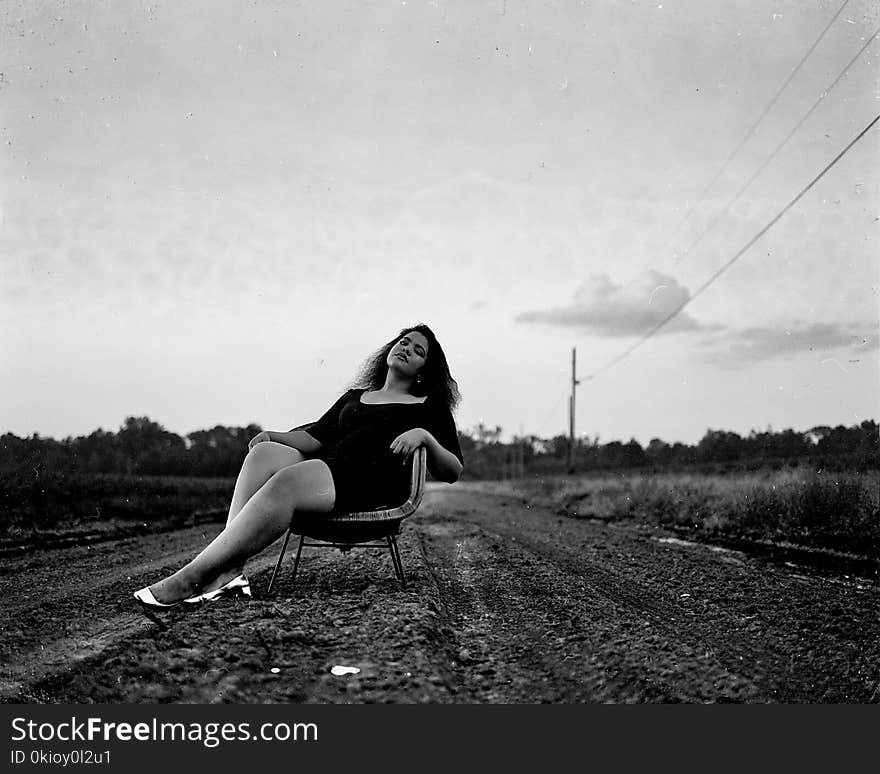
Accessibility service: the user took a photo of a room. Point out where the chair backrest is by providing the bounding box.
[405,445,428,513]
[287,421,428,522]
[334,445,427,523]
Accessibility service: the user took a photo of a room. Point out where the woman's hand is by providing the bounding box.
[389,428,428,462]
[248,431,273,450]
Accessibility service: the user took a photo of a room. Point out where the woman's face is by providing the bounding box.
[387,331,429,380]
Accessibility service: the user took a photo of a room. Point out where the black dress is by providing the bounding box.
[303,388,464,514]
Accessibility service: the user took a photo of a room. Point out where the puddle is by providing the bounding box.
[657,537,698,548]
[656,537,875,589]
[655,536,746,564]
[656,536,741,555]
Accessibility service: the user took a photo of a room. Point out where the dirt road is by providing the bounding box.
[1,482,878,703]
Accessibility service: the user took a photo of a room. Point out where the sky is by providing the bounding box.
[1,0,878,447]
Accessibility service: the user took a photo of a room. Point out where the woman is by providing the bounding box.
[133,324,463,613]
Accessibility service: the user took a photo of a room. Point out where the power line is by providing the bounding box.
[585,110,880,382]
[583,25,880,380]
[661,0,852,259]
[672,24,879,268]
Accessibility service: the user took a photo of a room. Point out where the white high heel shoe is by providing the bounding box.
[133,586,188,626]
[133,586,183,609]
[183,574,251,604]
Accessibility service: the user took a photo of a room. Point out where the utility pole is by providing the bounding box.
[568,347,580,474]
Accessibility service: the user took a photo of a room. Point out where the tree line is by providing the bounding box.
[0,417,262,479]
[0,417,876,481]
[458,420,879,477]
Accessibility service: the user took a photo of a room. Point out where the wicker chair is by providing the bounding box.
[266,445,427,594]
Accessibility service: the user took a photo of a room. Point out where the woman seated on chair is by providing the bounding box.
[133,323,463,611]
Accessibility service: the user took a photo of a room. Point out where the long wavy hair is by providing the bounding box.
[349,323,461,412]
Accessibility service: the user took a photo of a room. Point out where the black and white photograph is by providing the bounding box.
[1,0,878,710]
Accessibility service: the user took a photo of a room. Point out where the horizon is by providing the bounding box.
[5,412,875,449]
[2,1,878,448]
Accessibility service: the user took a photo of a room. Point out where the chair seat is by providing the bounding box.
[267,445,427,593]
[291,515,403,544]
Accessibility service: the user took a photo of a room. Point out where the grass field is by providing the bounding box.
[1,467,877,558]
[0,471,234,544]
[522,468,880,558]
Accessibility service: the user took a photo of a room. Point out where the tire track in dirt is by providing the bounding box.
[432,485,880,702]
[2,485,877,703]
[1,521,460,704]
[415,516,759,702]
[0,525,282,702]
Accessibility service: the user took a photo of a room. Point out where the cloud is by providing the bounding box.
[699,321,880,366]
[514,270,710,337]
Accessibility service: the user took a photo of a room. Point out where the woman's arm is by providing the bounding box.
[249,430,323,455]
[389,428,462,483]
[423,429,463,482]
[249,391,355,454]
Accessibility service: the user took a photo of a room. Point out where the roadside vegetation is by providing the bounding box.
[0,416,876,556]
[0,472,232,547]
[527,469,879,558]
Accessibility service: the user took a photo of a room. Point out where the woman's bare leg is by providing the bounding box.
[198,442,306,592]
[147,459,335,603]
[226,442,306,525]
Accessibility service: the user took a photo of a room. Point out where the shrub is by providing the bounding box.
[543,469,879,557]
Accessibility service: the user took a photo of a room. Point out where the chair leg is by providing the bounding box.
[267,529,293,595]
[385,536,397,579]
[289,534,306,588]
[387,535,406,589]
